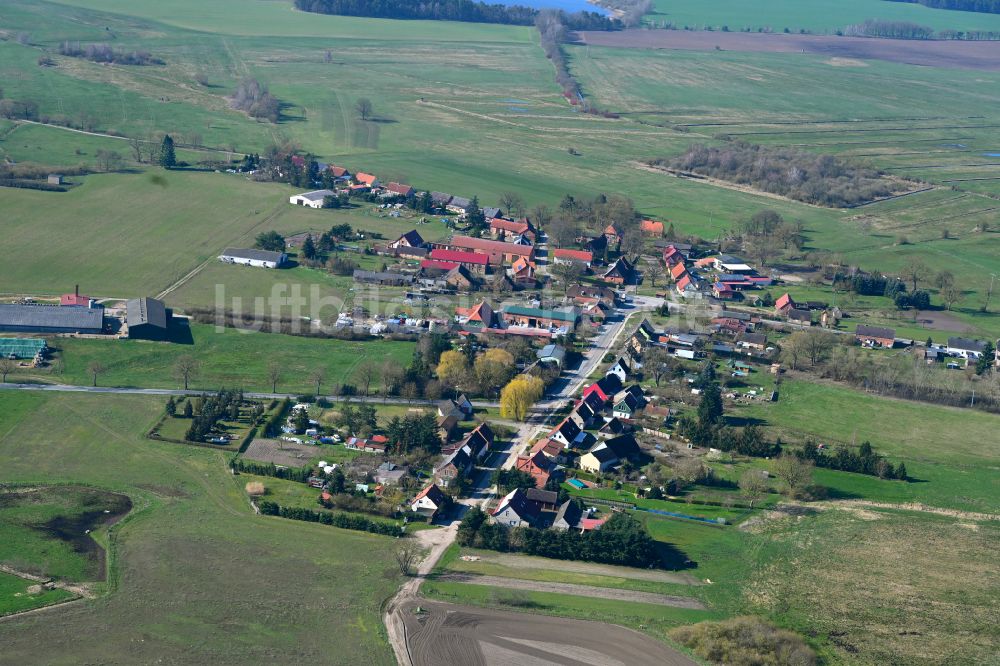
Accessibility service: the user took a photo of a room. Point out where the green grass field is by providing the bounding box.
[731,378,1000,513]
[33,322,416,393]
[643,0,1000,33]
[0,390,402,664]
[0,571,76,617]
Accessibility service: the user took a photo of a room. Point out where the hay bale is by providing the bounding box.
[245,481,266,497]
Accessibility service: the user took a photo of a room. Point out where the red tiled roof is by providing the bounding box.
[776,293,794,310]
[490,218,530,234]
[677,275,693,291]
[355,172,378,185]
[421,259,460,271]
[384,182,413,196]
[694,257,716,268]
[430,248,489,266]
[553,248,593,263]
[641,219,664,235]
[670,262,687,279]
[329,165,349,177]
[450,236,533,258]
[60,293,92,306]
[531,438,562,457]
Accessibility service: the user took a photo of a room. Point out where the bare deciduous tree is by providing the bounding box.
[355,98,373,121]
[309,367,327,398]
[773,454,814,499]
[87,360,105,387]
[266,361,282,393]
[355,360,376,397]
[394,542,422,575]
[499,191,525,219]
[645,261,666,288]
[0,358,15,383]
[174,354,200,390]
[739,469,769,509]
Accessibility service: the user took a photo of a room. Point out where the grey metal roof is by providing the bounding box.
[220,248,285,262]
[0,304,103,331]
[948,337,986,352]
[126,297,167,329]
[856,324,895,339]
[449,196,471,209]
[297,189,335,201]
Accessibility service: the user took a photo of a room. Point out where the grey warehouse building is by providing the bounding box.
[0,304,105,334]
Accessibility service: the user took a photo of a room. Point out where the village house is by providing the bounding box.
[446,196,471,215]
[429,248,490,274]
[569,400,598,430]
[548,416,583,448]
[431,192,453,208]
[437,414,459,444]
[445,265,477,291]
[676,274,698,296]
[531,438,567,464]
[603,223,623,246]
[502,305,580,330]
[382,182,414,199]
[434,446,473,487]
[456,300,501,331]
[787,309,813,326]
[411,484,447,518]
[662,245,684,266]
[354,172,379,188]
[601,256,637,285]
[578,434,640,474]
[583,373,623,404]
[856,325,896,348]
[491,488,540,528]
[327,165,351,181]
[389,229,426,250]
[552,248,593,269]
[641,219,664,236]
[524,488,559,512]
[448,236,535,265]
[552,499,583,531]
[514,450,559,488]
[567,284,617,308]
[219,247,288,269]
[738,332,768,351]
[375,461,407,485]
[775,293,796,314]
[598,417,627,437]
[613,391,643,421]
[289,189,335,208]
[490,217,533,241]
[713,254,755,274]
[510,256,536,284]
[605,356,632,383]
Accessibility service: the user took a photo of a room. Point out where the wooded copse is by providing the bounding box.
[656,143,902,208]
[294,0,618,29]
[231,78,280,123]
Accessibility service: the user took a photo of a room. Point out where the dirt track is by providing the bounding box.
[436,573,706,609]
[464,551,702,585]
[401,600,697,666]
[575,30,1000,70]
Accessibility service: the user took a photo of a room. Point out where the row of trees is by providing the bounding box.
[57,41,162,65]
[659,142,899,208]
[843,19,935,39]
[230,457,312,482]
[257,500,403,536]
[383,412,442,454]
[457,508,666,568]
[294,0,617,29]
[799,440,907,480]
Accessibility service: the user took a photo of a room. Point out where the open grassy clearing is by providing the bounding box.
[27,322,416,393]
[731,378,1000,513]
[0,390,402,663]
[643,0,1000,33]
[424,504,1000,663]
[0,571,76,617]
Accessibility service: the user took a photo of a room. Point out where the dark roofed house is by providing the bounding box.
[431,192,453,207]
[601,257,636,285]
[787,308,813,325]
[856,325,896,348]
[739,332,768,350]
[0,304,104,335]
[524,488,559,511]
[552,499,583,531]
[126,297,171,340]
[947,337,987,359]
[389,229,425,249]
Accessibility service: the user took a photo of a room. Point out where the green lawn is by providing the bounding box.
[643,0,1000,34]
[0,571,76,617]
[26,322,415,394]
[0,389,402,664]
